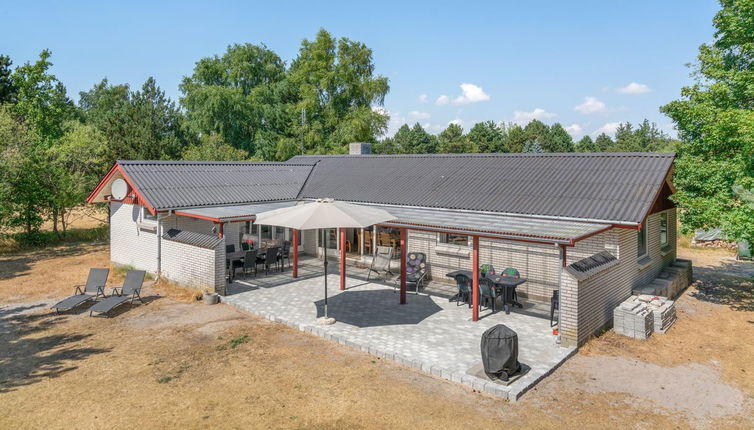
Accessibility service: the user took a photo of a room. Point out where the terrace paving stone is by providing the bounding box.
[223,260,575,401]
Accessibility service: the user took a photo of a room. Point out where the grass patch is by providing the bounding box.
[157,375,173,384]
[216,335,250,351]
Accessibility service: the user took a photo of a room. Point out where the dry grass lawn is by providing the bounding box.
[1,242,753,429]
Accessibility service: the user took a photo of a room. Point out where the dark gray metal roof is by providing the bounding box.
[176,200,300,222]
[289,153,675,224]
[119,161,313,210]
[162,228,223,249]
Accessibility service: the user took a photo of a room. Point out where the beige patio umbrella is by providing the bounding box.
[252,198,394,323]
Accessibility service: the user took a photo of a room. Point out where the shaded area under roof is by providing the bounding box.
[119,161,313,210]
[288,153,675,224]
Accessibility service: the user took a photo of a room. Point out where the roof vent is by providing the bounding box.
[349,142,372,155]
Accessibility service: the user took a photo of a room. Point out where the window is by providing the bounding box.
[439,233,469,247]
[637,223,648,258]
[275,226,286,240]
[260,224,272,240]
[142,207,157,222]
[659,212,668,246]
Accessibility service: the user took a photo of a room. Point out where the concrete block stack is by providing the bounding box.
[612,299,653,339]
[635,295,676,334]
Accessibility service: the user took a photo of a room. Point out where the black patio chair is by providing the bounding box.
[453,274,471,307]
[367,246,394,281]
[257,247,279,275]
[241,250,258,278]
[479,277,497,312]
[88,270,146,317]
[480,264,496,278]
[550,290,559,327]
[500,267,520,302]
[241,242,250,251]
[278,240,291,269]
[51,268,110,313]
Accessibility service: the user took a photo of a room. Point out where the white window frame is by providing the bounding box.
[141,206,157,223]
[659,212,668,247]
[637,223,648,259]
[437,232,470,247]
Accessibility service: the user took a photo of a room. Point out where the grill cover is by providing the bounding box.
[480,324,520,381]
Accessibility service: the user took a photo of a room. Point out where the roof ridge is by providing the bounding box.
[289,152,675,159]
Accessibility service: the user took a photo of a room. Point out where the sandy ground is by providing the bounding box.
[0,244,753,429]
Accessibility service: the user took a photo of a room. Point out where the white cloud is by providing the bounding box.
[448,118,464,127]
[574,96,606,114]
[436,83,490,105]
[616,82,651,94]
[409,111,431,120]
[565,123,583,136]
[512,108,557,123]
[418,94,429,103]
[594,122,621,136]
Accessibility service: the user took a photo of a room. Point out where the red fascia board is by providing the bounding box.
[571,225,614,244]
[173,211,256,223]
[86,162,157,216]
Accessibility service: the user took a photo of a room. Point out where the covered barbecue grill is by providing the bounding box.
[480,324,521,381]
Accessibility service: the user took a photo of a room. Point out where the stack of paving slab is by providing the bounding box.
[613,299,653,339]
[632,259,693,299]
[635,294,676,334]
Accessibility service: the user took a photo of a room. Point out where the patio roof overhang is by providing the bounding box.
[173,199,611,245]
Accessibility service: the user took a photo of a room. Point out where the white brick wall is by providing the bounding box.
[161,235,226,292]
[110,202,159,273]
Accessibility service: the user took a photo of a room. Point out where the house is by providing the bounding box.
[87,145,690,346]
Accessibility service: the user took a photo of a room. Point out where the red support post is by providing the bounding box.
[339,229,346,290]
[217,222,224,239]
[472,235,479,321]
[292,229,299,278]
[399,228,407,304]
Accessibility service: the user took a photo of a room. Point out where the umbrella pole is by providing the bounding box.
[323,228,328,319]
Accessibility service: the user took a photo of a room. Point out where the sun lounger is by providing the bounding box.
[51,268,110,313]
[88,270,146,317]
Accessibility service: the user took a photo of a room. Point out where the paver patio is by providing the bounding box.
[223,259,576,401]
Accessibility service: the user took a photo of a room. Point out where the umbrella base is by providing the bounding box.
[317,317,336,325]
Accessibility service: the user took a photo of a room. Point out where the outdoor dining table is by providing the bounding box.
[445,270,527,314]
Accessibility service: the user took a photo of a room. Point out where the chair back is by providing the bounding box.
[241,242,249,251]
[265,247,279,264]
[122,270,146,296]
[501,267,520,278]
[226,244,236,254]
[405,252,427,279]
[479,277,495,297]
[372,246,393,271]
[85,268,110,293]
[243,250,257,269]
[454,274,471,293]
[282,240,291,256]
[480,264,495,278]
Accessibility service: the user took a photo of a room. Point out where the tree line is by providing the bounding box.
[375,119,676,155]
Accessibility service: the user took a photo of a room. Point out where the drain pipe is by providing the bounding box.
[156,210,171,280]
[556,244,567,345]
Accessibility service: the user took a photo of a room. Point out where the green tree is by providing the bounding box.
[391,123,437,154]
[180,43,288,155]
[661,0,754,242]
[438,123,476,153]
[547,123,575,152]
[288,29,389,155]
[594,133,614,152]
[575,135,596,152]
[522,140,544,153]
[0,55,17,104]
[182,134,252,161]
[523,120,553,150]
[467,121,505,152]
[503,123,527,153]
[373,136,397,154]
[80,77,187,160]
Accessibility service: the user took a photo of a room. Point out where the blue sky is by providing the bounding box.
[1,1,719,138]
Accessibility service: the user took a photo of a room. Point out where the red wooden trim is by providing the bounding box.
[561,244,568,267]
[399,228,407,304]
[86,162,120,203]
[339,229,346,291]
[472,236,480,322]
[571,225,613,244]
[174,211,222,223]
[117,166,157,215]
[292,229,299,279]
[216,222,224,239]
